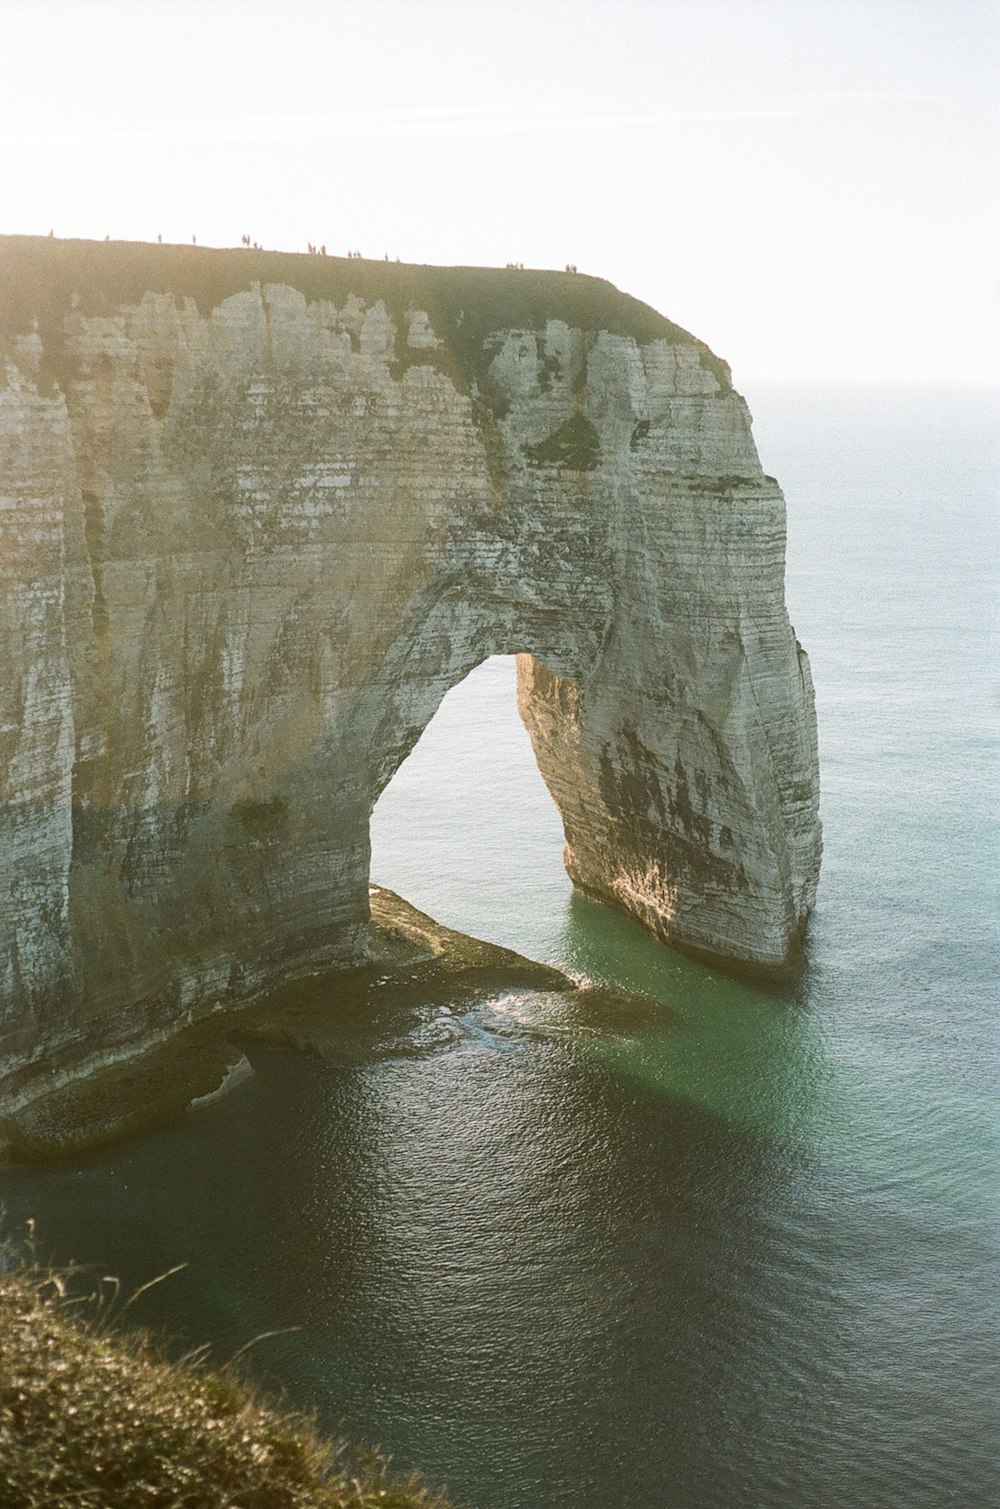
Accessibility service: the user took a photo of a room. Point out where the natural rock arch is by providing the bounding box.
[0,236,820,1121]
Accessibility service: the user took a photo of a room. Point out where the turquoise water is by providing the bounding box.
[3,385,998,1506]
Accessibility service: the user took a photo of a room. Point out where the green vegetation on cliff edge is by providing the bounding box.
[0,234,732,399]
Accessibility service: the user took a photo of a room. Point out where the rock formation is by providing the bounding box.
[0,236,820,1130]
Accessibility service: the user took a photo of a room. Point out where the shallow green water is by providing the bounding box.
[3,384,997,1507]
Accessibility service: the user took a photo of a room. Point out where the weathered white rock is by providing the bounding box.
[0,236,820,1119]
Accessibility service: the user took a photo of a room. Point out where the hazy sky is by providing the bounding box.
[2,0,997,383]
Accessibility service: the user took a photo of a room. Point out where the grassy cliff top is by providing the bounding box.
[0,1264,450,1508]
[0,233,731,392]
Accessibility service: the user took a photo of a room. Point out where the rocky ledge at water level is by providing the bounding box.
[0,886,640,1161]
[0,236,820,1153]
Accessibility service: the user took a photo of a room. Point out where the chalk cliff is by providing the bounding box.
[0,236,820,1127]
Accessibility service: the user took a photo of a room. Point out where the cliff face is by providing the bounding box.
[0,236,820,1109]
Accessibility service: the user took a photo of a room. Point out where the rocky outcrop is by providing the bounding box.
[0,885,581,1160]
[0,236,820,1127]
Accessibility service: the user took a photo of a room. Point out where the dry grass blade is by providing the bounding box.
[120,1261,188,1313]
[222,1324,303,1370]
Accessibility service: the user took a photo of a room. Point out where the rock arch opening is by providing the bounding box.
[369,655,568,955]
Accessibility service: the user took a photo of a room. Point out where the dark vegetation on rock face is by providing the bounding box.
[524,412,601,470]
[535,336,563,393]
[0,234,733,399]
[0,1258,451,1509]
[229,796,290,835]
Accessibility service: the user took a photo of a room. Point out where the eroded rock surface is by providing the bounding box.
[0,236,820,1125]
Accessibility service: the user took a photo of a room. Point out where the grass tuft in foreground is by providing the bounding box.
[0,1258,450,1508]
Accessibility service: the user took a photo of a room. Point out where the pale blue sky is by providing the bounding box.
[2,0,997,383]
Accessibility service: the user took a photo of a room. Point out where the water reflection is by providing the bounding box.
[559,891,828,1150]
[2,948,996,1508]
[254,1028,807,1506]
[0,1004,822,1508]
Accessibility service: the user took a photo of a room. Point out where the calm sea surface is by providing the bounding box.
[3,384,998,1507]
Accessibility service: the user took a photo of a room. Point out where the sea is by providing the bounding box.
[2,383,997,1508]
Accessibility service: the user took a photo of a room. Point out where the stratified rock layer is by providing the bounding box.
[0,236,820,1111]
